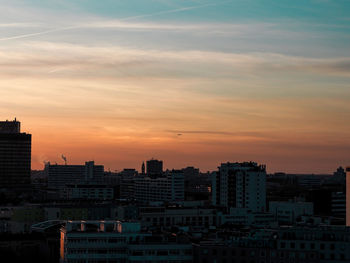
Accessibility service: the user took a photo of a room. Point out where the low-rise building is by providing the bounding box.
[134,170,184,203]
[62,184,114,200]
[269,200,314,224]
[60,220,192,263]
[139,207,217,228]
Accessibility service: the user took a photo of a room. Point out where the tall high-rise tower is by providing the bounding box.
[346,167,350,226]
[146,159,163,176]
[0,119,31,191]
[141,161,145,175]
[212,162,266,212]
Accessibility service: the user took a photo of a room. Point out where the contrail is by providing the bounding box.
[0,1,232,41]
[0,26,78,41]
[119,1,232,21]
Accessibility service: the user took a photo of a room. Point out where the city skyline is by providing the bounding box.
[1,0,349,173]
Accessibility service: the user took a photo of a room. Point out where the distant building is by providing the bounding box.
[62,184,114,200]
[46,161,103,191]
[120,176,135,200]
[331,192,346,219]
[346,167,350,226]
[146,159,163,176]
[141,161,145,174]
[218,208,275,227]
[182,166,200,177]
[119,168,137,177]
[135,170,184,203]
[212,162,266,212]
[139,207,217,228]
[269,200,314,224]
[194,225,350,263]
[0,119,31,191]
[296,174,324,188]
[334,166,346,178]
[60,220,193,263]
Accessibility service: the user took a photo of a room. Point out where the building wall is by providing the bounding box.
[134,171,185,203]
[62,185,113,200]
[139,208,216,227]
[47,161,104,191]
[213,162,266,212]
[269,201,314,224]
[0,132,31,190]
[347,167,350,226]
[60,221,192,263]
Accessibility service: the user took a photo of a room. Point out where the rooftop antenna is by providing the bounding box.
[61,154,67,165]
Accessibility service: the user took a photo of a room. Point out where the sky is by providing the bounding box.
[0,0,349,173]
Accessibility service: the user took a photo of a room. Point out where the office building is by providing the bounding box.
[212,162,266,212]
[346,167,350,226]
[134,170,184,203]
[139,207,216,228]
[146,159,163,176]
[269,200,314,224]
[0,119,31,191]
[331,191,346,219]
[47,161,103,191]
[120,176,135,200]
[60,220,193,263]
[194,225,350,263]
[62,184,114,200]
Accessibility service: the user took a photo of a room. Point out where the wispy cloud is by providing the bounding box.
[0,0,233,42]
[164,129,266,137]
[1,42,350,79]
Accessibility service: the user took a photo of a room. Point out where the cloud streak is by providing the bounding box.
[1,42,350,79]
[0,0,233,42]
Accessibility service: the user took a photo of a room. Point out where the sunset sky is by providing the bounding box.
[0,0,349,173]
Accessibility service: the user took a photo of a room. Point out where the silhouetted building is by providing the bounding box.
[346,167,350,226]
[269,200,313,224]
[212,162,266,212]
[120,168,137,177]
[62,184,114,200]
[120,176,135,200]
[46,161,103,192]
[135,170,184,203]
[182,166,199,177]
[0,119,31,191]
[141,161,145,174]
[331,191,345,219]
[146,159,163,176]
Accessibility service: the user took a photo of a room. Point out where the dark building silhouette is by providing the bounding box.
[146,159,163,176]
[0,119,31,191]
[141,161,145,175]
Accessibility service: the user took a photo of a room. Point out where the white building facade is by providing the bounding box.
[212,162,266,212]
[134,170,184,203]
